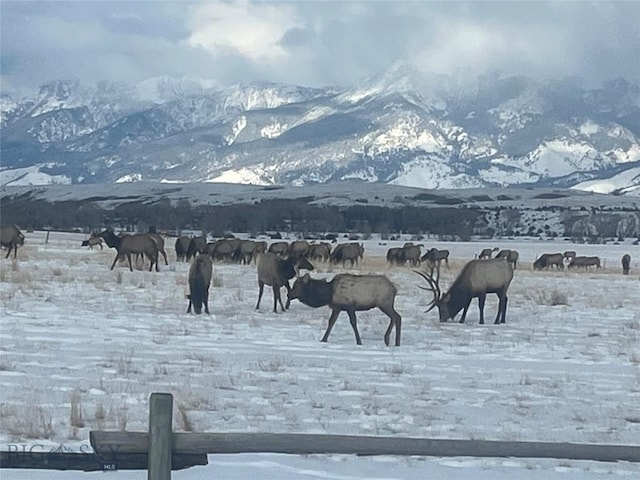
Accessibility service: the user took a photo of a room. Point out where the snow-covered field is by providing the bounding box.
[1,231,639,479]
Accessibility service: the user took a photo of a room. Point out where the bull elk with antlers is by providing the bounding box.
[415,259,514,324]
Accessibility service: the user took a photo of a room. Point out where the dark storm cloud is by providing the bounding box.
[1,1,638,95]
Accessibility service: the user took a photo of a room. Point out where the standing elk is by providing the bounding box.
[187,254,213,314]
[309,243,331,262]
[253,241,267,263]
[256,252,314,313]
[186,236,207,261]
[421,248,450,274]
[239,240,258,265]
[568,256,601,270]
[175,236,191,262]
[403,244,423,267]
[622,254,631,275]
[268,241,289,257]
[81,236,103,250]
[288,273,402,346]
[0,225,25,259]
[98,230,159,272]
[289,240,311,259]
[386,247,406,266]
[533,253,564,270]
[330,243,363,268]
[478,247,499,259]
[416,258,514,324]
[496,249,519,269]
[207,239,236,262]
[149,233,169,266]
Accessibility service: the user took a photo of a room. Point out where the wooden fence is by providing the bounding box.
[2,392,639,478]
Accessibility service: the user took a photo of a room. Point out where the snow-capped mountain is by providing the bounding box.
[1,66,639,195]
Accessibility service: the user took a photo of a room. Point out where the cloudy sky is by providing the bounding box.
[1,1,638,95]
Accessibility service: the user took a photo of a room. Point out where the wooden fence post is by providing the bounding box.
[148,393,173,480]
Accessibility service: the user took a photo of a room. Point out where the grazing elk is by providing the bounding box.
[175,236,191,262]
[289,240,311,259]
[478,247,499,259]
[568,256,601,270]
[496,249,519,270]
[98,230,159,272]
[622,254,631,275]
[81,236,103,250]
[256,252,314,313]
[187,254,213,314]
[0,225,25,259]
[533,253,564,270]
[416,258,514,324]
[421,248,450,274]
[330,242,363,268]
[288,273,402,346]
[207,239,236,262]
[309,243,331,262]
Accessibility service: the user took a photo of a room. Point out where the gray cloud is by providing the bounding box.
[1,1,638,95]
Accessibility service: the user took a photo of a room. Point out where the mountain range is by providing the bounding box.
[1,64,639,195]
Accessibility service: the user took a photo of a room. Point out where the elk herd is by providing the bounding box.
[1,224,636,347]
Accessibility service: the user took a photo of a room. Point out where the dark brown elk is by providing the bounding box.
[186,236,207,261]
[533,253,564,270]
[421,248,450,273]
[98,230,159,272]
[309,243,331,262]
[330,243,363,268]
[568,256,601,270]
[175,236,191,262]
[256,252,314,313]
[187,254,213,314]
[478,247,499,259]
[268,241,289,257]
[0,225,25,259]
[81,236,103,250]
[416,258,514,324]
[622,254,631,275]
[288,273,402,346]
[496,249,519,269]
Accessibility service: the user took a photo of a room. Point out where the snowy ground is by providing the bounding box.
[1,231,638,479]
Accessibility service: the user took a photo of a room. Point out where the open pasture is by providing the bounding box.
[0,231,638,478]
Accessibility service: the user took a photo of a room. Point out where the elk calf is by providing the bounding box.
[416,259,514,324]
[187,254,213,314]
[288,273,401,346]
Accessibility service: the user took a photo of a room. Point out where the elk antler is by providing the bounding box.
[414,269,441,311]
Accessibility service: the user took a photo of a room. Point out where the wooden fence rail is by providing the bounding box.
[2,392,640,478]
